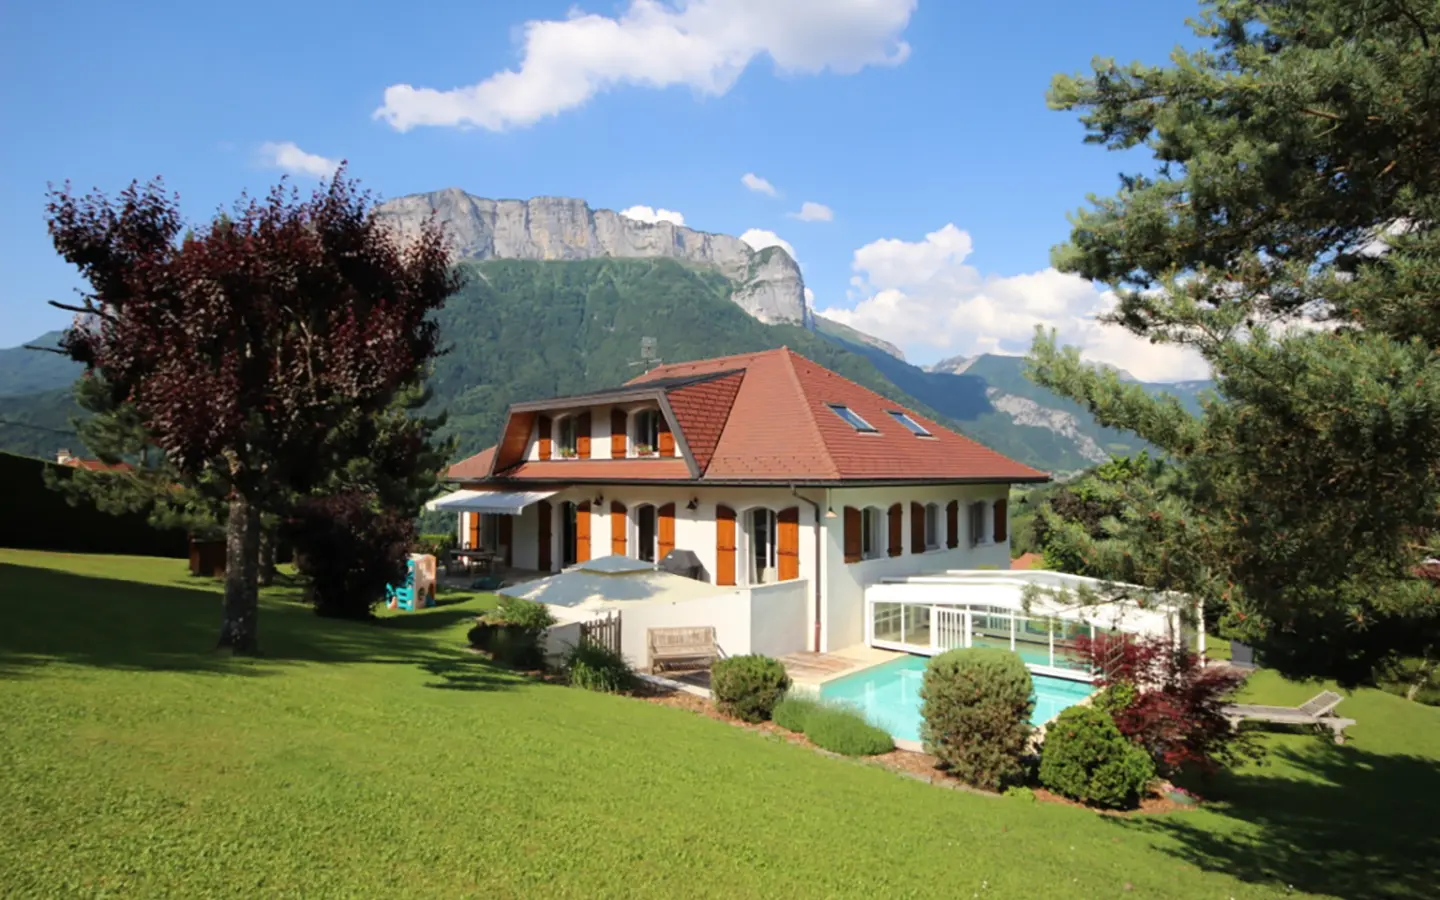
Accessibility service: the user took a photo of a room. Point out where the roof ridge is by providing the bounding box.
[777,349,840,479]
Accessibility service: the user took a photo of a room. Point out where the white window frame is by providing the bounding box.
[861,507,884,560]
[924,503,941,550]
[632,409,660,456]
[556,416,578,458]
[968,501,989,547]
[747,508,778,585]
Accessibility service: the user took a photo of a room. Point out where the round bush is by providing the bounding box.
[1039,705,1156,809]
[919,648,1035,791]
[803,706,894,756]
[711,655,790,723]
[772,693,823,733]
[567,642,635,693]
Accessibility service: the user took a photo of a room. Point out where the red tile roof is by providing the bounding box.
[446,347,1049,485]
[62,458,134,473]
[1011,552,1045,570]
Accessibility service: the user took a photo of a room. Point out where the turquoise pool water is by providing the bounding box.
[819,654,1094,743]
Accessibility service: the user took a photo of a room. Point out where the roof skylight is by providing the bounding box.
[888,410,932,436]
[827,404,877,432]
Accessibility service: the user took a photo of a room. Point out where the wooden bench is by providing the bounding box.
[648,626,718,673]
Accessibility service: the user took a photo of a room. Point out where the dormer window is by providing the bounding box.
[557,416,578,458]
[632,409,660,456]
[827,404,877,433]
[888,410,931,437]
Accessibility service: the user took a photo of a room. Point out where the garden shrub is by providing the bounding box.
[772,693,823,733]
[413,532,457,558]
[285,491,414,620]
[919,648,1035,791]
[1074,633,1256,775]
[566,642,635,693]
[711,655,790,723]
[1039,705,1156,809]
[803,705,894,756]
[471,597,555,669]
[1003,786,1036,802]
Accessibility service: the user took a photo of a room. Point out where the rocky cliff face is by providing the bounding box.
[985,387,1110,465]
[376,189,809,325]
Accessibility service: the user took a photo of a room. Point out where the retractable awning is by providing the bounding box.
[424,489,558,516]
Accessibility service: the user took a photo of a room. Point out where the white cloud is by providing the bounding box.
[257,141,339,179]
[742,172,778,196]
[740,228,797,263]
[619,205,686,226]
[817,224,1210,382]
[375,0,918,132]
[789,201,833,222]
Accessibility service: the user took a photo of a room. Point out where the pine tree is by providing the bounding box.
[1028,0,1440,680]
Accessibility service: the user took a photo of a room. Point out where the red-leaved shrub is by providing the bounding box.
[1075,633,1256,776]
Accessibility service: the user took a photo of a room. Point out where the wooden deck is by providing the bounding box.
[780,645,901,687]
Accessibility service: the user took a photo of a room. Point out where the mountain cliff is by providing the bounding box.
[376,190,810,326]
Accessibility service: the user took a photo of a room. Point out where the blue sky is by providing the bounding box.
[0,0,1208,380]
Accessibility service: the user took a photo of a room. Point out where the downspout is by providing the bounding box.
[791,485,824,653]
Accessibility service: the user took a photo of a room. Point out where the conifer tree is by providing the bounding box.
[1028,0,1440,680]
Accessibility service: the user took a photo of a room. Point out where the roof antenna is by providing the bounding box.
[628,336,662,372]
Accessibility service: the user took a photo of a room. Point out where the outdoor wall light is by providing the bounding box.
[825,506,838,519]
[593,494,604,506]
[686,497,699,511]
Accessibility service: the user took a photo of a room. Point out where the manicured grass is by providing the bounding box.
[2,550,1437,898]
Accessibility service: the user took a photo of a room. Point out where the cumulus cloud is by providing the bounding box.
[257,141,339,179]
[740,228,797,263]
[742,172,778,196]
[375,0,918,132]
[789,201,833,222]
[619,205,685,226]
[817,224,1210,382]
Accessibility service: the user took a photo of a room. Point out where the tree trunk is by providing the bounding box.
[258,528,276,587]
[217,495,262,654]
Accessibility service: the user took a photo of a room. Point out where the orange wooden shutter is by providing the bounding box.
[537,415,552,460]
[467,512,479,550]
[777,506,800,581]
[498,515,513,564]
[610,409,627,457]
[658,502,676,561]
[946,501,959,549]
[576,412,592,459]
[537,500,553,571]
[715,504,737,586]
[611,501,628,556]
[576,501,591,563]
[993,498,1008,543]
[887,504,903,557]
[657,414,675,457]
[911,502,926,554]
[843,507,861,563]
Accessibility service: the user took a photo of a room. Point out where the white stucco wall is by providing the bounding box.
[747,580,810,659]
[819,485,1013,653]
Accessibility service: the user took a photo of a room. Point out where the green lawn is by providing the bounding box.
[2,551,1436,899]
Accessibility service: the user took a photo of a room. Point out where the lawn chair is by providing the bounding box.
[1221,690,1356,744]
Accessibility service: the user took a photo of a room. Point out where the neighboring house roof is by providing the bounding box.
[60,457,134,473]
[1011,552,1045,570]
[446,347,1049,485]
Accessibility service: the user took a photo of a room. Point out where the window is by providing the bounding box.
[632,409,660,455]
[968,501,988,547]
[924,503,941,550]
[861,507,884,560]
[635,504,657,562]
[826,404,877,432]
[557,417,578,457]
[748,508,778,584]
[888,410,931,436]
[560,501,579,566]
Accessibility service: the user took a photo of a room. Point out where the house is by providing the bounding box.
[55,448,133,473]
[432,347,1049,658]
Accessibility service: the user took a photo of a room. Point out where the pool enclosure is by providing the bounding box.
[863,571,1196,681]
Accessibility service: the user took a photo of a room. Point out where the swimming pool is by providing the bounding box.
[818,654,1094,743]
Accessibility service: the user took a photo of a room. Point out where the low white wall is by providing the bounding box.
[542,621,583,664]
[615,591,752,671]
[747,580,810,659]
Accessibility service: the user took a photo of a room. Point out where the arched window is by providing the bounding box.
[747,507,778,584]
[861,507,884,560]
[924,503,941,550]
[632,409,660,455]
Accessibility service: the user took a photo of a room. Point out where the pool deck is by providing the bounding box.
[779,644,903,689]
